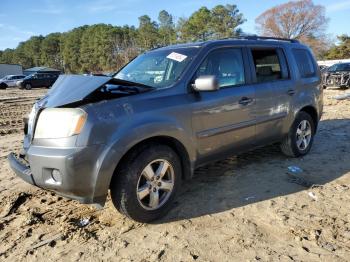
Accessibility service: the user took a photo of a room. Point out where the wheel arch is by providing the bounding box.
[111,136,193,186]
[0,82,8,88]
[299,105,319,130]
[91,132,195,206]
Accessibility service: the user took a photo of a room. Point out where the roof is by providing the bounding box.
[4,74,25,77]
[155,36,302,51]
[24,67,61,72]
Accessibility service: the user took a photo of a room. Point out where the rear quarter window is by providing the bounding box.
[292,49,316,78]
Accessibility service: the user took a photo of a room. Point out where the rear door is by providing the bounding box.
[247,46,294,145]
[191,47,256,162]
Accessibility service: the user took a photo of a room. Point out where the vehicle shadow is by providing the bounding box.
[158,118,350,223]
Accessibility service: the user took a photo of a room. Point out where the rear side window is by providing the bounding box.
[195,48,245,88]
[292,49,316,78]
[251,48,288,83]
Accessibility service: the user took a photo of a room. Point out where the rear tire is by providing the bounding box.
[280,111,316,157]
[110,144,182,223]
[0,83,7,89]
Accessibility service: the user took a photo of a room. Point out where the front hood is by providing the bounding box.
[40,75,111,107]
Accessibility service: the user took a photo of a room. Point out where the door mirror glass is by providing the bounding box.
[193,75,219,92]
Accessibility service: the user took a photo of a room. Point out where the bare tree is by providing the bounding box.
[255,0,328,39]
[255,0,330,58]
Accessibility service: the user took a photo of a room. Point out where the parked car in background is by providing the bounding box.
[322,62,350,89]
[0,75,26,89]
[9,36,322,222]
[18,73,60,90]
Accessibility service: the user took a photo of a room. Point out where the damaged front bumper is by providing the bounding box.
[322,72,350,88]
[8,153,35,185]
[8,143,107,207]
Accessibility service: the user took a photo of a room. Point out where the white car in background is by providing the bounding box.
[0,75,26,89]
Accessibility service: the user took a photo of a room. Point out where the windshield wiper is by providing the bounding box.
[111,78,155,89]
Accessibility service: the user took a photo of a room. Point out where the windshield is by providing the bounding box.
[328,63,350,72]
[114,47,200,89]
[24,74,34,79]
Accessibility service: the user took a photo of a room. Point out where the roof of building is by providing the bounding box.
[0,63,22,67]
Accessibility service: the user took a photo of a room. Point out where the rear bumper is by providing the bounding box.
[8,144,107,206]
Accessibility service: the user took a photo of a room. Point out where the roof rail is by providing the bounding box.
[238,35,299,43]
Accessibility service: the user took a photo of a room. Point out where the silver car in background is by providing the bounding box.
[0,75,26,89]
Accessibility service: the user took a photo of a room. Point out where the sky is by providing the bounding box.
[0,0,349,50]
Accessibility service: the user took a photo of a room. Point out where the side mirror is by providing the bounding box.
[192,75,219,92]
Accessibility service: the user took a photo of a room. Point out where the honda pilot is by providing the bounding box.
[8,36,323,222]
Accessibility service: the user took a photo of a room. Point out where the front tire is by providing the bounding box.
[280,111,315,157]
[110,144,182,223]
[25,83,32,90]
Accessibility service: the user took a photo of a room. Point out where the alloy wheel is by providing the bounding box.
[296,120,312,150]
[136,159,175,210]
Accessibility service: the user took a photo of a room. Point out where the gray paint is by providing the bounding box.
[44,75,111,107]
[8,39,323,206]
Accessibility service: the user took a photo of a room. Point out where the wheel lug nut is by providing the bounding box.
[158,182,161,187]
[156,176,160,180]
[149,185,152,189]
[153,188,156,192]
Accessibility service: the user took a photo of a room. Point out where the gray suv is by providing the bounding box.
[9,36,323,222]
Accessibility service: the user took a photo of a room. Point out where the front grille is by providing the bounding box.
[324,72,350,87]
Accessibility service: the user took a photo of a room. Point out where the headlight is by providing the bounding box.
[34,108,87,139]
[27,104,37,136]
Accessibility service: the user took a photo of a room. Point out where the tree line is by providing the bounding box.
[0,5,244,73]
[0,1,349,74]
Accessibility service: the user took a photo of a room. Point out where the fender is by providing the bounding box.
[293,87,321,117]
[90,118,197,204]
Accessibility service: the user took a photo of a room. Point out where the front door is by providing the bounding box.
[191,47,256,162]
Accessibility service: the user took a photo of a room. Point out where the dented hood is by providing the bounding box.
[41,75,112,108]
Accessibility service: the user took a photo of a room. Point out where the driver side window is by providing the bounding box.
[195,48,245,88]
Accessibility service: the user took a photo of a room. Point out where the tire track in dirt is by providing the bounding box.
[0,89,46,136]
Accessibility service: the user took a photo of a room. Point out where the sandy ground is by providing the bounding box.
[0,87,350,261]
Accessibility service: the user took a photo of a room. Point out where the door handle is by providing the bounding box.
[287,89,296,96]
[239,97,253,105]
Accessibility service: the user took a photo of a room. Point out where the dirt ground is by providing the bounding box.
[0,87,350,261]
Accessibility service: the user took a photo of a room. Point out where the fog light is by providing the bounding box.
[51,169,62,183]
